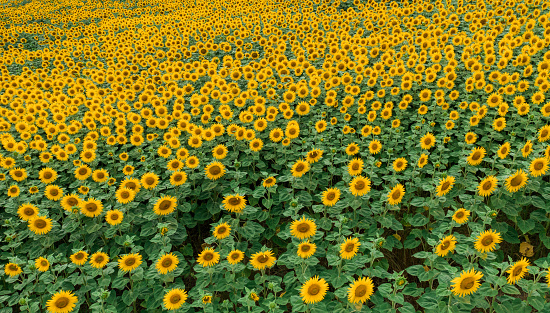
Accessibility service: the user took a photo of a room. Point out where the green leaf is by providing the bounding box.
[517,218,535,234]
[500,284,520,295]
[417,291,440,309]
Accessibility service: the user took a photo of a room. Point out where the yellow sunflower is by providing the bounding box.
[227,250,245,265]
[345,142,360,155]
[340,237,361,259]
[392,158,408,172]
[300,276,329,304]
[115,187,135,204]
[348,158,364,176]
[497,142,510,159]
[17,203,39,221]
[369,140,382,154]
[213,222,231,240]
[46,290,78,313]
[118,253,142,272]
[28,216,52,235]
[90,251,109,269]
[530,157,549,177]
[197,248,220,267]
[80,198,103,218]
[451,269,483,297]
[291,159,310,177]
[4,263,22,276]
[387,184,405,206]
[420,133,436,150]
[466,147,486,166]
[60,194,81,212]
[297,241,316,259]
[105,210,123,225]
[74,165,92,180]
[250,250,276,270]
[435,235,457,257]
[170,171,188,186]
[262,176,276,188]
[141,172,159,189]
[436,176,455,197]
[44,185,63,201]
[347,277,374,304]
[474,230,502,253]
[306,149,323,163]
[153,196,177,216]
[212,144,228,159]
[222,194,247,213]
[205,161,226,180]
[35,257,50,272]
[418,153,428,168]
[477,176,498,197]
[452,208,470,224]
[290,216,317,240]
[505,169,528,193]
[321,188,341,206]
[39,167,57,184]
[506,257,530,285]
[163,288,187,310]
[70,251,88,266]
[349,176,371,196]
[156,253,179,274]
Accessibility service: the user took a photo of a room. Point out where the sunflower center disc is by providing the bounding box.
[170,295,181,304]
[55,297,69,308]
[298,223,309,233]
[35,219,46,228]
[345,243,355,252]
[355,285,367,297]
[460,277,475,290]
[308,284,320,295]
[510,176,522,187]
[203,253,213,261]
[162,259,173,267]
[482,236,493,246]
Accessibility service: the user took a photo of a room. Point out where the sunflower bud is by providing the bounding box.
[268,282,274,289]
[5,236,12,242]
[19,298,27,305]
[269,302,277,309]
[101,290,109,299]
[235,161,241,168]
[290,199,298,207]
[487,210,498,218]
[123,241,131,247]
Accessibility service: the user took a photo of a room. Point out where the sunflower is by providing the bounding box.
[28,216,52,235]
[122,165,134,176]
[227,250,245,265]
[250,250,276,270]
[81,198,103,217]
[141,172,159,189]
[464,132,477,144]
[212,144,228,159]
[186,155,199,168]
[45,185,63,201]
[249,138,263,152]
[530,157,549,177]
[118,253,142,272]
[539,125,550,142]
[306,149,323,163]
[290,216,317,240]
[477,176,498,197]
[115,187,135,204]
[153,196,177,216]
[213,222,231,240]
[321,188,341,206]
[74,165,92,180]
[4,263,22,276]
[61,194,81,212]
[262,176,276,188]
[39,167,57,184]
[70,251,89,266]
[497,142,510,159]
[474,229,502,253]
[466,147,486,166]
[387,184,405,206]
[105,210,123,225]
[163,288,188,310]
[344,172,370,195]
[369,140,382,154]
[297,241,316,259]
[347,158,364,176]
[345,142,360,156]
[156,253,179,274]
[347,277,374,304]
[202,295,212,304]
[90,251,109,269]
[507,257,530,285]
[35,257,50,272]
[17,203,39,221]
[300,276,329,304]
[205,161,226,180]
[197,248,220,267]
[436,176,455,197]
[46,290,78,313]
[393,158,407,172]
[505,169,528,193]
[10,167,27,182]
[291,159,310,177]
[451,269,483,297]
[435,235,457,257]
[420,133,436,150]
[522,140,533,157]
[167,159,183,171]
[452,208,470,224]
[170,171,187,186]
[340,237,361,259]
[418,154,428,168]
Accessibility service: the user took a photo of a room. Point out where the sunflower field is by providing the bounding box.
[1,0,550,311]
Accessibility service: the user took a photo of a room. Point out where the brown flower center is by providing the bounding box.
[258,255,269,263]
[43,172,52,179]
[295,163,305,172]
[203,252,214,261]
[55,297,70,308]
[355,285,367,297]
[162,258,173,268]
[95,255,104,263]
[86,203,97,212]
[441,182,451,191]
[24,208,35,216]
[297,223,310,233]
[345,243,355,252]
[308,284,320,295]
[228,197,241,206]
[159,200,172,211]
[534,161,544,171]
[35,219,46,229]
[441,241,451,250]
[392,190,401,200]
[510,175,523,187]
[125,258,136,266]
[482,181,493,190]
[481,236,493,246]
[301,244,311,252]
[146,177,155,185]
[326,192,336,201]
[170,294,181,304]
[512,266,524,276]
[460,277,476,290]
[209,165,221,175]
[217,226,227,234]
